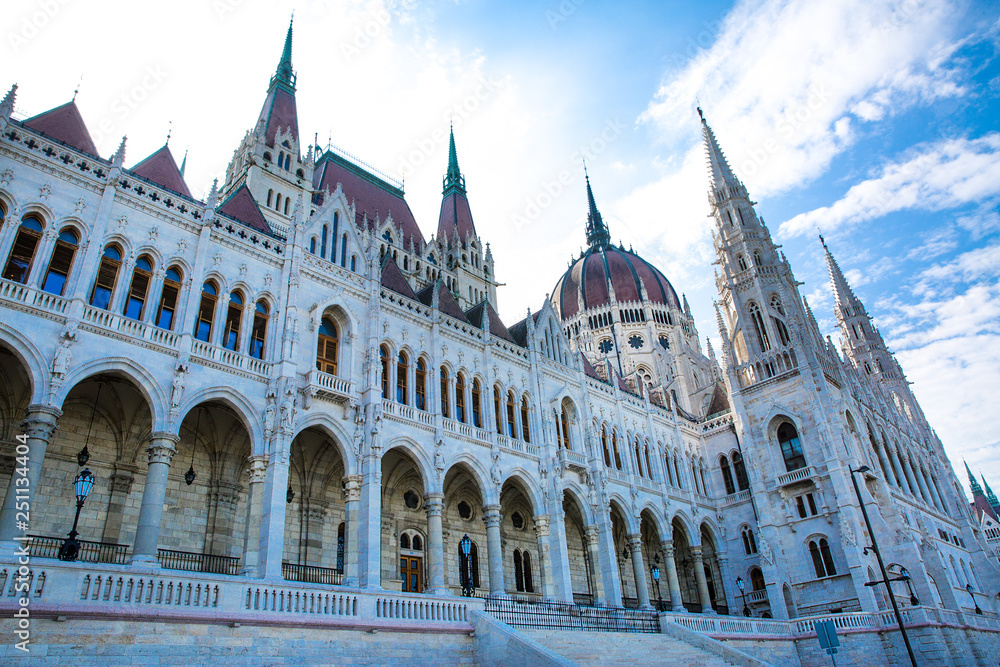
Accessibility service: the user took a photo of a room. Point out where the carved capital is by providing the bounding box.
[482,504,502,529]
[691,545,704,562]
[343,474,362,502]
[583,525,600,547]
[21,404,62,441]
[626,533,643,549]
[533,514,550,538]
[109,472,135,495]
[424,492,444,518]
[247,455,268,484]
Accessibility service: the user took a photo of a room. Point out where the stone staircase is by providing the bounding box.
[523,629,744,666]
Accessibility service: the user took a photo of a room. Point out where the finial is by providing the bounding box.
[314,132,319,152]
[697,106,704,120]
[0,83,18,119]
[180,149,188,177]
[166,120,172,146]
[72,74,83,102]
[207,178,219,208]
[112,135,127,167]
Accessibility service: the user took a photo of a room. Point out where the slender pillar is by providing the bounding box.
[343,474,361,586]
[627,533,652,609]
[483,504,505,596]
[584,525,606,604]
[888,448,911,495]
[692,545,713,613]
[0,405,60,550]
[131,432,180,564]
[662,539,684,612]
[876,447,896,486]
[241,455,267,576]
[425,492,447,594]
[257,434,291,579]
[534,514,556,600]
[926,471,945,511]
[357,451,382,588]
[596,516,624,606]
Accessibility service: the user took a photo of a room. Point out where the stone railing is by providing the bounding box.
[304,369,356,405]
[191,338,269,377]
[747,589,768,604]
[0,278,70,316]
[723,489,752,506]
[775,465,816,488]
[662,612,792,636]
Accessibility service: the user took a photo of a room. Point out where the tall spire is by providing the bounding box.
[983,475,1000,511]
[699,108,741,192]
[270,16,296,92]
[584,164,610,248]
[967,461,985,497]
[442,122,466,196]
[822,235,862,313]
[0,83,17,119]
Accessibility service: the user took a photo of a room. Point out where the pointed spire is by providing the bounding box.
[983,475,1000,510]
[207,178,219,209]
[584,164,610,248]
[271,16,296,92]
[0,83,17,119]
[179,149,188,177]
[822,236,862,312]
[967,461,985,497]
[683,294,692,317]
[112,136,127,167]
[699,108,741,192]
[442,121,466,195]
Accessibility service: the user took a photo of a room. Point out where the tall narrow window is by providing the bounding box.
[336,522,345,572]
[635,441,644,477]
[472,380,483,428]
[820,539,836,576]
[778,422,805,471]
[720,455,736,495]
[732,452,750,490]
[513,550,524,592]
[380,345,390,399]
[523,551,533,592]
[250,300,268,359]
[124,255,153,320]
[90,244,123,309]
[602,427,611,468]
[320,224,328,259]
[506,391,517,438]
[521,396,531,443]
[2,216,43,284]
[415,358,427,410]
[41,228,79,295]
[341,234,347,267]
[749,302,771,352]
[560,406,570,449]
[396,352,409,404]
[456,374,467,423]
[494,387,503,435]
[440,368,450,417]
[223,291,244,351]
[316,317,339,374]
[155,266,182,330]
[194,280,218,342]
[644,446,653,481]
[331,212,339,264]
[613,432,622,471]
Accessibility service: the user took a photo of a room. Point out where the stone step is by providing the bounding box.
[523,630,741,667]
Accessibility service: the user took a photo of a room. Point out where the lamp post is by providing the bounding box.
[651,556,663,612]
[850,465,917,667]
[736,576,751,617]
[460,534,475,598]
[896,566,919,606]
[965,583,983,615]
[58,469,95,561]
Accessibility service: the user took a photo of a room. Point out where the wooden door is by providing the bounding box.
[400,556,422,592]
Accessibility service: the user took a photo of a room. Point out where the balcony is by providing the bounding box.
[302,368,355,405]
[282,562,344,586]
[558,448,588,472]
[191,338,269,377]
[723,489,752,507]
[776,465,817,488]
[156,548,241,575]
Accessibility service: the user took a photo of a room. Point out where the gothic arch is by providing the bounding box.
[670,511,695,543]
[561,484,595,526]
[608,496,637,534]
[178,386,264,456]
[0,323,49,404]
[291,412,356,477]
[382,437,434,492]
[54,357,166,431]
[501,469,544,515]
[444,454,497,506]
[17,201,56,224]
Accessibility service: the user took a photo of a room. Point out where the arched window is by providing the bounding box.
[320,224,328,259]
[440,368,450,417]
[124,255,153,320]
[809,538,836,578]
[331,212,339,264]
[341,234,348,267]
[494,386,503,435]
[644,445,653,481]
[90,244,123,309]
[523,551,534,592]
[506,391,517,438]
[155,266,183,330]
[194,280,218,341]
[415,358,427,410]
[459,541,480,589]
[514,549,524,592]
[275,193,282,211]
[2,216,43,284]
[267,189,273,208]
[665,451,674,486]
[742,527,757,555]
[350,255,357,272]
[223,290,244,351]
[396,351,409,404]
[472,380,483,428]
[560,406,570,449]
[455,373,467,423]
[41,228,79,295]
[283,198,290,215]
[521,396,531,443]
[778,422,806,471]
[250,300,268,359]
[634,441,644,477]
[720,455,736,495]
[379,345,390,399]
[750,567,765,591]
[337,522,345,572]
[737,254,748,271]
[748,302,771,352]
[602,426,611,468]
[613,431,623,471]
[316,317,339,374]
[733,452,750,490]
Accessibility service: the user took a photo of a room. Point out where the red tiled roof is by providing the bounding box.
[707,384,731,416]
[465,301,516,344]
[22,101,99,158]
[437,191,476,241]
[314,152,425,247]
[416,281,469,324]
[218,185,271,234]
[256,87,299,148]
[129,145,191,198]
[580,353,601,380]
[380,255,417,300]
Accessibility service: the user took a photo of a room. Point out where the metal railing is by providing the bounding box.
[282,562,344,585]
[156,549,241,575]
[483,596,659,633]
[27,534,129,564]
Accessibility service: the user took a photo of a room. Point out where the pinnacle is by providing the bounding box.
[584,167,610,248]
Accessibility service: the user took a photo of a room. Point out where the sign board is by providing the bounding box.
[816,620,841,650]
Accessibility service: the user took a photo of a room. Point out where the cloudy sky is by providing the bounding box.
[7,0,1000,498]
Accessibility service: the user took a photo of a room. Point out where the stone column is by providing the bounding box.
[257,434,291,579]
[584,525,606,604]
[662,540,684,611]
[716,554,737,614]
[101,468,136,544]
[425,492,447,595]
[0,405,60,551]
[628,533,652,609]
[342,474,361,586]
[534,514,556,600]
[875,447,896,487]
[483,504,505,596]
[692,545,713,613]
[241,455,267,576]
[888,448,911,495]
[548,508,575,603]
[357,451,382,588]
[131,432,180,565]
[596,517,624,606]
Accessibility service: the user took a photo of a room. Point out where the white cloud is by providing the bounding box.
[779,134,1000,238]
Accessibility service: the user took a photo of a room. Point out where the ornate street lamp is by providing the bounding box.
[460,534,475,597]
[76,382,101,467]
[736,576,751,617]
[286,485,295,504]
[896,566,919,606]
[184,408,202,486]
[650,555,664,612]
[966,583,983,615]
[58,469,95,561]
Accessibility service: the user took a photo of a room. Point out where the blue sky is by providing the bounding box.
[7,0,1000,498]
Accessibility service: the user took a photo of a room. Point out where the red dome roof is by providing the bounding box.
[551,245,681,320]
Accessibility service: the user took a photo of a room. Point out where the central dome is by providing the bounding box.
[551,244,681,320]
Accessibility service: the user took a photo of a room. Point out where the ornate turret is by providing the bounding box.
[584,165,611,248]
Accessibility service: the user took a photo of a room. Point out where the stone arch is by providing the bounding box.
[444,454,496,506]
[501,469,543,515]
[640,504,667,542]
[292,413,356,477]
[0,323,49,404]
[608,495,637,534]
[55,357,165,431]
[178,386,264,456]
[382,437,433,494]
[670,511,695,544]
[782,583,797,618]
[17,201,56,224]
[561,483,595,526]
